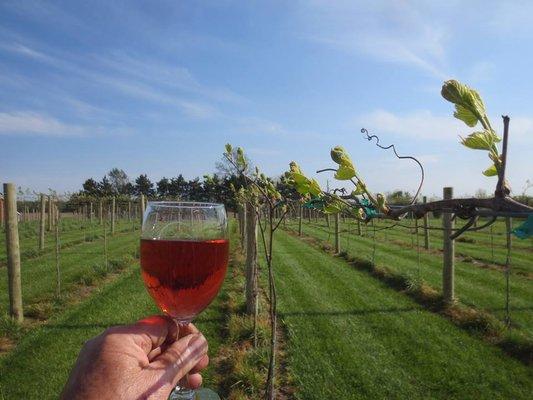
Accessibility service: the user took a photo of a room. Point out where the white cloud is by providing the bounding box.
[354,109,463,140]
[0,111,85,136]
[0,41,226,120]
[0,111,134,137]
[295,1,449,79]
[354,109,533,143]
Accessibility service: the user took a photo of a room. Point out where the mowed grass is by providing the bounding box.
[0,265,227,399]
[272,229,533,399]
[0,219,141,326]
[287,219,533,338]
[0,218,139,265]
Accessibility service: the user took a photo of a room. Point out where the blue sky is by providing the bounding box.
[1,0,532,198]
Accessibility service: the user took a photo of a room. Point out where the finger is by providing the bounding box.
[177,323,199,338]
[189,354,209,374]
[187,373,203,390]
[150,333,208,386]
[130,315,177,355]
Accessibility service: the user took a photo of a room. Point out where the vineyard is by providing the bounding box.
[0,187,532,399]
[0,54,532,400]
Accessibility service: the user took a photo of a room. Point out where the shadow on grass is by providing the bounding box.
[285,227,533,366]
[279,307,418,318]
[42,317,225,331]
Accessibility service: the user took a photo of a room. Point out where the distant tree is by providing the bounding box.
[99,176,114,196]
[107,168,130,194]
[157,177,171,198]
[215,149,253,177]
[123,182,135,196]
[386,190,412,205]
[168,174,188,198]
[135,174,155,197]
[83,178,100,197]
[187,178,203,201]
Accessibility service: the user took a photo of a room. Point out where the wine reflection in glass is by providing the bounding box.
[140,202,229,400]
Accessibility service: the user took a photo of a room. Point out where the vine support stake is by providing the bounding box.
[99,198,103,225]
[0,195,4,230]
[4,183,23,322]
[39,194,46,251]
[334,213,340,254]
[504,217,512,327]
[140,194,146,224]
[495,116,510,198]
[47,195,52,231]
[442,187,455,305]
[55,213,61,298]
[111,196,116,235]
[423,196,430,250]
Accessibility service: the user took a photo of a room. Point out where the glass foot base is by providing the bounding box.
[195,388,221,400]
[168,388,220,400]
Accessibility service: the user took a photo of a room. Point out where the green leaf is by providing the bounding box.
[441,80,487,127]
[454,105,478,127]
[460,131,491,150]
[330,146,356,180]
[287,162,322,197]
[308,179,322,197]
[335,164,356,180]
[482,164,498,177]
[351,182,365,196]
[236,147,246,168]
[224,143,232,154]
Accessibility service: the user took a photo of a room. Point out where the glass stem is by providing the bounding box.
[169,320,195,400]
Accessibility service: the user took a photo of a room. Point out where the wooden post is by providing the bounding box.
[0,196,4,230]
[111,197,116,235]
[47,195,52,231]
[325,214,330,228]
[4,183,23,322]
[140,194,146,224]
[128,201,132,222]
[442,187,455,304]
[298,204,303,236]
[334,212,340,254]
[423,196,430,250]
[103,218,108,271]
[39,194,46,250]
[90,202,94,222]
[357,219,362,236]
[55,214,61,297]
[99,199,103,225]
[237,203,246,249]
[505,217,512,326]
[245,202,258,316]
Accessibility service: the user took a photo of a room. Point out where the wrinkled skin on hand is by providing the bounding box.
[61,316,209,400]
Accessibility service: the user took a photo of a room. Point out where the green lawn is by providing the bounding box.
[287,218,533,338]
[0,220,141,323]
[273,229,532,399]
[0,264,227,399]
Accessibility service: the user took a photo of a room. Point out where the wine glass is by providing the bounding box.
[140,202,229,400]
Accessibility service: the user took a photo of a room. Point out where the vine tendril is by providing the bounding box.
[361,128,425,205]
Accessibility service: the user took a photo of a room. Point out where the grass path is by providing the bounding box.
[273,229,532,399]
[0,262,228,399]
[288,220,533,338]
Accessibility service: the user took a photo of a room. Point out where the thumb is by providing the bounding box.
[150,333,208,387]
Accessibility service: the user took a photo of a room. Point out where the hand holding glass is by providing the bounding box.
[141,202,228,399]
